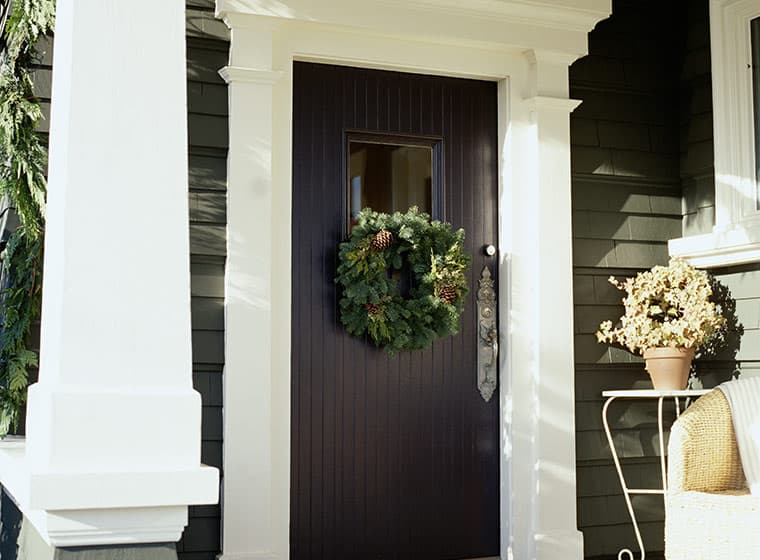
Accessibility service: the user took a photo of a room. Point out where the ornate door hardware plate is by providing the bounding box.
[476,266,498,402]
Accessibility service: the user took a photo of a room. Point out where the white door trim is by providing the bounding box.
[216,3,610,559]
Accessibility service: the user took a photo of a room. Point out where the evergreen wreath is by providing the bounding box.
[336,207,470,352]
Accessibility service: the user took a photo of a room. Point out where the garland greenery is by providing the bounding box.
[0,0,54,434]
[336,207,470,353]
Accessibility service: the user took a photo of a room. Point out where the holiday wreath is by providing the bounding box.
[336,207,470,352]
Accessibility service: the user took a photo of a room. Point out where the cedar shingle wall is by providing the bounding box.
[180,2,229,559]
[573,1,760,558]
[570,1,682,557]
[699,266,760,383]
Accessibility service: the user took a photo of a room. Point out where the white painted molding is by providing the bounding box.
[374,0,608,32]
[29,469,219,511]
[219,66,284,85]
[35,506,189,547]
[525,95,583,112]
[513,60,585,560]
[669,223,760,268]
[221,24,285,559]
[218,0,609,33]
[0,440,216,547]
[710,0,760,229]
[523,49,581,67]
[217,0,611,56]
[217,3,608,560]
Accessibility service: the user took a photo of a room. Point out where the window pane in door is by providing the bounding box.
[752,17,760,208]
[348,141,433,228]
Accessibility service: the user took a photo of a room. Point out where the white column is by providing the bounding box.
[506,50,584,560]
[218,16,291,560]
[17,0,218,546]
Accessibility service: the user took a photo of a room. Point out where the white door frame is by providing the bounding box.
[215,3,610,559]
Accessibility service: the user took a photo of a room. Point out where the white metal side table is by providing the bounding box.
[601,389,711,560]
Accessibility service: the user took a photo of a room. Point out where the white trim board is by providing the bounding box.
[217,0,607,56]
[216,2,610,559]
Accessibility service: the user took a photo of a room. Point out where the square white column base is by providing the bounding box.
[0,438,217,547]
[0,383,219,547]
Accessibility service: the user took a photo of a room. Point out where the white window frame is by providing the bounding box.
[669,0,760,267]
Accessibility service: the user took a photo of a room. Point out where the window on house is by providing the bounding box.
[668,1,760,267]
[753,17,760,209]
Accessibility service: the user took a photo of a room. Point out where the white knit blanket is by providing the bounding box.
[718,377,760,495]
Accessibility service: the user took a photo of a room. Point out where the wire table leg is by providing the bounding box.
[602,396,645,560]
[658,396,668,503]
[602,389,708,560]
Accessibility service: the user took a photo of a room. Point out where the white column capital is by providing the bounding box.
[219,66,284,85]
[523,48,580,67]
[525,95,583,114]
[523,49,576,100]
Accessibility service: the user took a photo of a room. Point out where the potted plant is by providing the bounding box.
[596,258,726,390]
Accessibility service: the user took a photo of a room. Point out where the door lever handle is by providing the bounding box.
[477,266,498,402]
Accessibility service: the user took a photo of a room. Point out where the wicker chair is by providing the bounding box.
[665,389,760,559]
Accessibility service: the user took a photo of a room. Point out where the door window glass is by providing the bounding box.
[348,140,433,227]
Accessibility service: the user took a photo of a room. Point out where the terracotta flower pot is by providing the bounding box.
[643,347,695,390]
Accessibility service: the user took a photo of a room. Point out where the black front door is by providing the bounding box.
[291,62,500,560]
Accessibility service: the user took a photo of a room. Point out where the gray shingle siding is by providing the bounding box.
[695,264,760,386]
[180,3,229,559]
[570,0,683,556]
[573,1,760,558]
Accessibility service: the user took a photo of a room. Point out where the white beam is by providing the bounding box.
[217,0,608,56]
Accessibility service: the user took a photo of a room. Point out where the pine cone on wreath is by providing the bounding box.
[438,285,457,305]
[365,303,381,315]
[370,230,394,251]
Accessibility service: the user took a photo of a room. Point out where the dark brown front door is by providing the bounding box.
[291,62,499,560]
